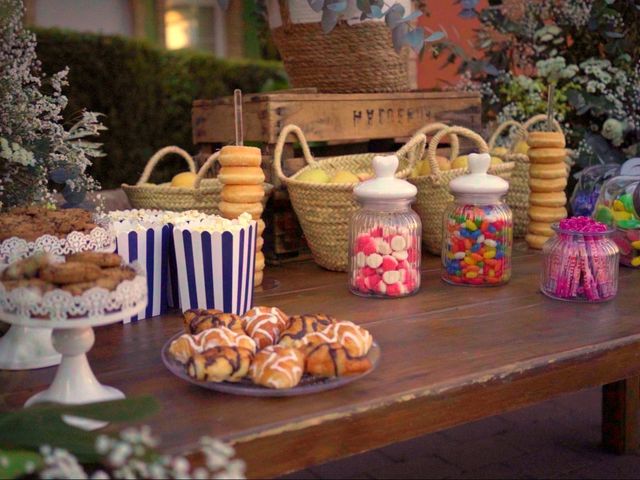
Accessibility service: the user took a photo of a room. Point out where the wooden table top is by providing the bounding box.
[2,243,640,477]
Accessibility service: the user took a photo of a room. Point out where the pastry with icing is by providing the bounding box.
[186,346,253,382]
[170,326,256,364]
[249,345,305,389]
[302,320,373,357]
[279,314,336,347]
[304,342,372,378]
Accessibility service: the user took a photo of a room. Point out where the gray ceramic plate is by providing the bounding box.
[161,332,380,397]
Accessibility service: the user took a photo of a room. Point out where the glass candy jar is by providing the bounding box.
[541,217,619,302]
[349,155,421,298]
[442,153,513,286]
[593,175,640,267]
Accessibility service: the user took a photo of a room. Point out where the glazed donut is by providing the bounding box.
[221,184,264,204]
[219,201,263,220]
[528,221,554,237]
[527,132,566,149]
[528,206,567,223]
[529,192,566,208]
[257,219,266,236]
[529,163,568,179]
[255,251,265,271]
[525,233,551,250]
[219,145,262,167]
[254,269,263,287]
[528,148,567,164]
[528,177,567,193]
[218,166,265,185]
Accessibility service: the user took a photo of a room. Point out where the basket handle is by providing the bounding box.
[136,146,196,185]
[427,126,489,175]
[395,133,427,178]
[523,114,562,132]
[488,120,526,150]
[274,124,316,182]
[414,122,460,160]
[193,151,221,189]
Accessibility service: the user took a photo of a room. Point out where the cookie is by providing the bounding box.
[2,253,50,280]
[527,222,554,236]
[219,146,262,167]
[39,261,102,285]
[528,177,567,193]
[66,252,122,268]
[221,185,264,204]
[1,278,53,292]
[62,277,121,296]
[528,206,567,223]
[525,233,551,250]
[218,167,265,185]
[529,163,568,179]
[101,266,137,282]
[529,192,566,208]
[527,132,566,149]
[528,148,567,164]
[219,201,263,220]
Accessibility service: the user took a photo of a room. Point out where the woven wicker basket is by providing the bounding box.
[123,146,271,214]
[409,125,515,255]
[270,1,409,93]
[275,124,426,272]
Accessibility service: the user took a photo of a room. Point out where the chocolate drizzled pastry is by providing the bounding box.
[304,342,372,378]
[186,346,253,382]
[278,314,336,347]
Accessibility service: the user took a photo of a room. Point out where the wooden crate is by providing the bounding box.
[192,89,481,263]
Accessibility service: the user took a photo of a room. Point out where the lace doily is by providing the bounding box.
[0,263,147,322]
[0,226,115,266]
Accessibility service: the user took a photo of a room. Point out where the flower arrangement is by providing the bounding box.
[0,0,105,210]
[441,0,640,167]
[0,397,245,479]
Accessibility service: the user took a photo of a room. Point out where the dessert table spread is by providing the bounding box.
[2,241,640,478]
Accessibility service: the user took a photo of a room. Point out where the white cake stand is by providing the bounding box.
[0,228,116,371]
[0,265,146,430]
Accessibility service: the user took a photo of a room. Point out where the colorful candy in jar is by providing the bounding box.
[442,205,512,285]
[441,152,513,287]
[540,217,619,302]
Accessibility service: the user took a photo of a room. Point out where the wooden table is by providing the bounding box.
[2,243,640,478]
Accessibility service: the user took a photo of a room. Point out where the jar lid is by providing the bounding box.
[449,153,509,196]
[353,155,417,202]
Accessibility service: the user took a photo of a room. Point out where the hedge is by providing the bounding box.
[34,28,287,189]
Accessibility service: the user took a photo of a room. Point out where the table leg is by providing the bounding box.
[602,376,640,453]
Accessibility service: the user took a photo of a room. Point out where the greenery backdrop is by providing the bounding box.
[34,28,286,189]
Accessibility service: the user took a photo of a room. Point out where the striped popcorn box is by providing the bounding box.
[172,221,257,315]
[114,224,171,322]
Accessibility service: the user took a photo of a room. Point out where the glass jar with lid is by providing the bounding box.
[349,154,421,298]
[593,175,640,267]
[442,153,513,286]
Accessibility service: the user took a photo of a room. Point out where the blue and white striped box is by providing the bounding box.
[172,222,256,315]
[115,225,171,322]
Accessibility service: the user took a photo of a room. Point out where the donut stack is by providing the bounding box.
[524,131,569,249]
[218,145,266,286]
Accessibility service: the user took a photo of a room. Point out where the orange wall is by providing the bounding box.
[417,1,488,90]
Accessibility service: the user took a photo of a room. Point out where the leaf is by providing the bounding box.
[391,23,409,53]
[397,10,422,24]
[604,31,625,38]
[426,31,446,43]
[459,8,477,19]
[0,450,43,479]
[62,184,86,206]
[0,397,159,463]
[460,0,479,8]
[483,63,500,76]
[326,1,347,13]
[308,0,325,12]
[368,5,384,18]
[321,8,339,33]
[566,89,586,109]
[584,132,625,164]
[49,166,80,184]
[404,28,425,54]
[385,3,405,28]
[216,0,229,9]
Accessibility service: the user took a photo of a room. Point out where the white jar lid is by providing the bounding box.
[353,155,417,202]
[449,153,509,196]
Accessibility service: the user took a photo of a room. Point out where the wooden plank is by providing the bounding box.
[192,91,481,144]
[602,376,640,453]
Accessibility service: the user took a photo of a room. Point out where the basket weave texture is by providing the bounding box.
[275,124,426,272]
[409,125,515,255]
[270,1,409,93]
[123,146,271,214]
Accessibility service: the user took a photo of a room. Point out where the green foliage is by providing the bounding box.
[34,28,286,188]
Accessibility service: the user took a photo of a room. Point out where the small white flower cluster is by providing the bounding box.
[536,57,578,83]
[39,445,88,480]
[0,136,35,166]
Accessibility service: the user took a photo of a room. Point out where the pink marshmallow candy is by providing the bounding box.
[381,255,398,271]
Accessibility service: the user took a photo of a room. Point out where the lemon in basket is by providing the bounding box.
[296,169,331,183]
[451,155,468,170]
[171,172,198,188]
[330,171,360,183]
[514,141,529,155]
